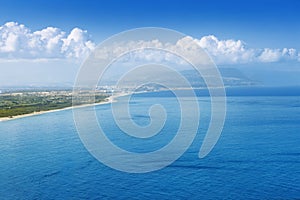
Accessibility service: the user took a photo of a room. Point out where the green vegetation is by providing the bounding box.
[0,91,108,118]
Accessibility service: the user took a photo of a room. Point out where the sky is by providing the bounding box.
[0,0,300,86]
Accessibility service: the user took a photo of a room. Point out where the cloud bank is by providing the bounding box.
[197,35,299,64]
[92,35,300,65]
[0,22,299,64]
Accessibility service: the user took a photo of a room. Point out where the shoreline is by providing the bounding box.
[0,88,201,122]
[0,88,198,123]
[0,92,128,122]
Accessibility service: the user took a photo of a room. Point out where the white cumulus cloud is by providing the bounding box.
[257,48,299,63]
[196,35,256,64]
[258,48,282,62]
[194,35,300,64]
[0,22,95,59]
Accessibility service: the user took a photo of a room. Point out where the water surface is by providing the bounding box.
[0,89,299,199]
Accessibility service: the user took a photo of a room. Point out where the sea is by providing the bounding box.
[0,87,299,199]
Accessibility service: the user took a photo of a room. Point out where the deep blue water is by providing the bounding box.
[0,89,300,199]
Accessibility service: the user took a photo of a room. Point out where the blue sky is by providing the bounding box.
[1,0,299,48]
[0,0,299,86]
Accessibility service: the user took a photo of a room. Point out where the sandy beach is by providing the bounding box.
[0,92,128,122]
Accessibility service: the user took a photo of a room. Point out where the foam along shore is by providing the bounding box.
[0,93,128,122]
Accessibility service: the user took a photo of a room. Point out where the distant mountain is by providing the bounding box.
[181,68,259,87]
[0,67,257,92]
[106,67,259,90]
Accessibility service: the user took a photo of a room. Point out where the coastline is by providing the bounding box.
[0,88,212,123]
[0,93,128,122]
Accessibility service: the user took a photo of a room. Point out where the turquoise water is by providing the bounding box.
[0,91,300,199]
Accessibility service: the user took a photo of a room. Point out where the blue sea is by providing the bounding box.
[0,87,300,199]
